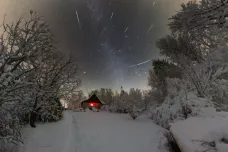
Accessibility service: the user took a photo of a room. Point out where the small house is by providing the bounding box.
[81,94,106,110]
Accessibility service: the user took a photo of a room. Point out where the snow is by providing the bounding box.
[19,111,78,152]
[19,111,166,152]
[150,93,213,129]
[170,115,228,152]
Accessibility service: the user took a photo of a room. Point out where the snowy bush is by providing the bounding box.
[120,88,147,120]
[125,99,146,120]
[100,105,108,111]
[38,97,64,122]
[150,91,214,129]
[127,104,144,120]
[107,88,151,119]
[209,79,228,111]
[108,99,127,113]
[0,105,23,151]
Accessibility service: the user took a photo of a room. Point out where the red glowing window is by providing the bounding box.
[89,102,99,107]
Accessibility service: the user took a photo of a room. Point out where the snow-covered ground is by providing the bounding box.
[18,111,166,152]
[171,114,228,152]
[19,111,79,152]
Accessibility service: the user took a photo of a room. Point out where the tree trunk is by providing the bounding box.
[29,111,37,128]
[30,95,38,128]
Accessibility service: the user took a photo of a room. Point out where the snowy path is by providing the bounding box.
[19,111,166,152]
[19,111,79,152]
[73,111,165,152]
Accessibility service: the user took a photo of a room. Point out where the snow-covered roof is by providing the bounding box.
[80,94,106,104]
[100,100,106,104]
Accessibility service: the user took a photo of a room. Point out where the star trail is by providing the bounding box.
[0,0,189,93]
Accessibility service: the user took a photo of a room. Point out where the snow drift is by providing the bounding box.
[170,115,228,152]
[150,93,213,129]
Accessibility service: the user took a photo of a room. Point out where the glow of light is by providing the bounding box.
[89,103,99,107]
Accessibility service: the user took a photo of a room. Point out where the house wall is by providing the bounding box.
[81,102,101,110]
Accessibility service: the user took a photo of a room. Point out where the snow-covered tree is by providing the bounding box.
[108,88,127,113]
[142,90,163,117]
[150,0,228,129]
[104,88,114,104]
[155,32,228,98]
[200,47,228,110]
[148,59,183,104]
[108,88,148,117]
[114,88,146,120]
[0,11,82,149]
[125,88,144,120]
[26,50,81,126]
[169,0,228,50]
[67,90,86,109]
[0,11,44,146]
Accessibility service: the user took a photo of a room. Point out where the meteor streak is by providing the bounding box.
[129,60,151,68]
[75,10,82,30]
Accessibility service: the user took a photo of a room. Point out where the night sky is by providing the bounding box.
[0,0,189,94]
